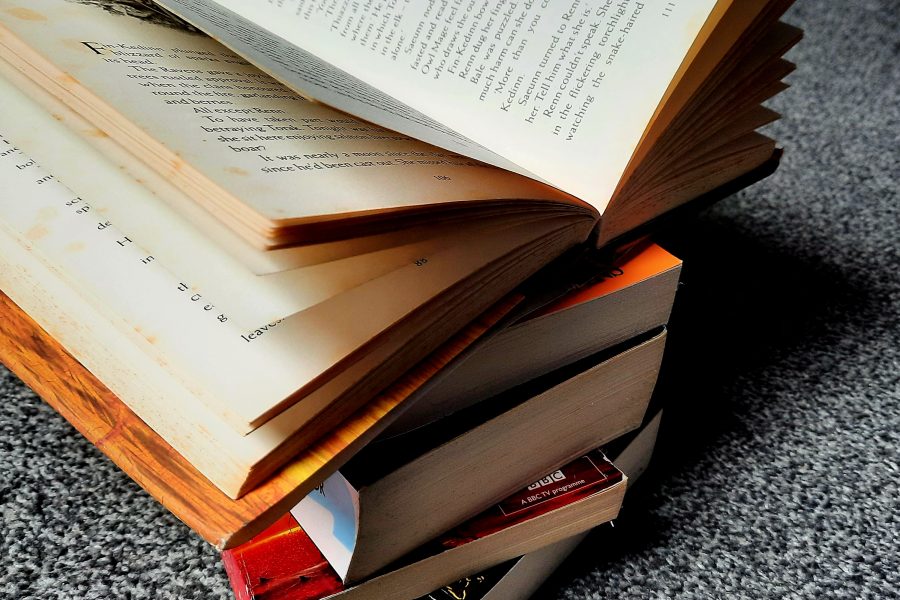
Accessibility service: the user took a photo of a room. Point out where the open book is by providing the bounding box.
[150,0,798,246]
[0,0,798,499]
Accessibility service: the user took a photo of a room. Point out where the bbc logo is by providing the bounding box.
[527,470,566,491]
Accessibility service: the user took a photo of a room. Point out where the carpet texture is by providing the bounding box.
[1,2,898,598]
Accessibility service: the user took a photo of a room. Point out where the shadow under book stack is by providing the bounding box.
[0,0,798,598]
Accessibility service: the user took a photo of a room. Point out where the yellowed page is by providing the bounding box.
[0,103,582,431]
[0,0,576,232]
[159,0,719,212]
[1,49,542,278]
[0,67,553,327]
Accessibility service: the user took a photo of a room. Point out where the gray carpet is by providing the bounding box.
[2,2,898,598]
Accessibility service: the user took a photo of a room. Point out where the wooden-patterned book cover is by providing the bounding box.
[0,290,516,549]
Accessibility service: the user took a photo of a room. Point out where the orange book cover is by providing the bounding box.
[535,242,681,317]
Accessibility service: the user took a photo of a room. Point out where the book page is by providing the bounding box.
[0,159,563,497]
[0,0,578,232]
[158,0,719,211]
[0,122,582,430]
[0,69,555,327]
[155,0,527,173]
[0,48,545,278]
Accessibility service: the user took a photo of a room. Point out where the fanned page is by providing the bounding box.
[0,0,586,245]
[0,74,586,434]
[0,128,538,499]
[0,49,534,279]
[0,142,517,499]
[156,0,719,212]
[0,60,544,328]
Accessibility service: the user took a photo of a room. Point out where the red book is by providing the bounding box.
[222,514,342,600]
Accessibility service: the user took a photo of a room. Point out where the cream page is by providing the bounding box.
[161,0,719,211]
[0,0,573,225]
[0,123,572,431]
[0,69,543,328]
[0,161,393,494]
[0,157,580,496]
[0,50,536,278]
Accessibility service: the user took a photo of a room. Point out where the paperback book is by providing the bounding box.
[225,447,626,600]
[222,410,664,600]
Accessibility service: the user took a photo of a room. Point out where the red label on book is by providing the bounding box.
[497,454,612,516]
[437,450,622,549]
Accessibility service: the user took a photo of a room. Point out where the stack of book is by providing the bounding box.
[0,0,798,597]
